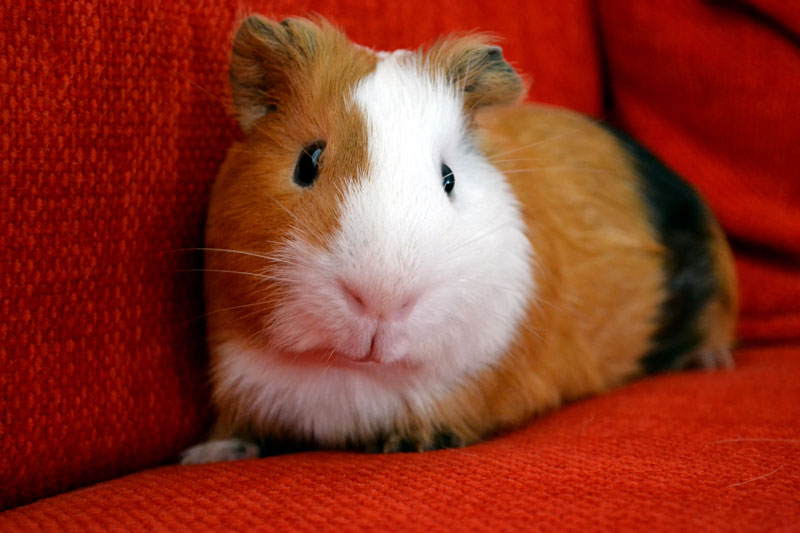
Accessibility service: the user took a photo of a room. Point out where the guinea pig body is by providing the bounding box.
[180,16,736,464]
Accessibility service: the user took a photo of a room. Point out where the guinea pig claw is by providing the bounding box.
[179,438,261,465]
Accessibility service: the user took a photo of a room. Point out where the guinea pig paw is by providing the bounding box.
[377,430,467,453]
[179,438,260,465]
[380,434,429,453]
[697,347,735,371]
[431,430,468,450]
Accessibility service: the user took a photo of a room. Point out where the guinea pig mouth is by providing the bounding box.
[279,348,419,373]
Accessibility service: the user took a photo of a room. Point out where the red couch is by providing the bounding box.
[2,0,798,529]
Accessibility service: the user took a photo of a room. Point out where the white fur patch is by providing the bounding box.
[212,52,534,445]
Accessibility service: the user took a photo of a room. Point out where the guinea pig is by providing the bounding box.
[180,15,737,464]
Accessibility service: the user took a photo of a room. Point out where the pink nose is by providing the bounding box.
[340,282,418,322]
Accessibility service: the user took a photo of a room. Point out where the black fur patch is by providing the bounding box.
[602,125,718,373]
[430,430,465,450]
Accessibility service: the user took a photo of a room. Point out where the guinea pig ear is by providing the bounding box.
[229,15,320,132]
[428,37,524,113]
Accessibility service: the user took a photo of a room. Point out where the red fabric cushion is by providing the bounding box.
[1,345,797,530]
[2,0,798,519]
[0,0,600,510]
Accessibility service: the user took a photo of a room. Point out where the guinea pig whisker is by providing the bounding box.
[485,115,607,161]
[513,320,546,344]
[477,306,546,344]
[441,221,514,257]
[184,301,274,324]
[151,54,283,144]
[262,191,327,244]
[446,295,541,358]
[238,306,292,346]
[486,157,550,165]
[319,348,339,376]
[708,438,800,445]
[234,304,281,323]
[175,268,287,282]
[498,166,620,176]
[173,247,286,263]
[450,277,559,311]
[529,294,559,311]
[464,87,499,115]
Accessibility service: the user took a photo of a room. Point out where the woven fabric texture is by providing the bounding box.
[1,0,799,527]
[1,346,798,531]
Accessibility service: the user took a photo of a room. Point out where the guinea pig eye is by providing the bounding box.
[293,142,325,188]
[441,163,455,196]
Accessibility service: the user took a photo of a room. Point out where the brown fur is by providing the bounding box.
[695,221,738,367]
[388,105,737,448]
[425,35,524,114]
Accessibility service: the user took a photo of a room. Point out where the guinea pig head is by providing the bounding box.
[206,16,534,404]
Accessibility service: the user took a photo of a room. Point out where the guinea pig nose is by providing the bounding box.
[391,295,418,322]
[339,280,418,322]
[341,282,369,317]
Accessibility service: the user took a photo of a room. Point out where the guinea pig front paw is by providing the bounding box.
[697,347,735,370]
[371,430,468,453]
[179,438,261,465]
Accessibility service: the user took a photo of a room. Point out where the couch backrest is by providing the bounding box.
[1,0,602,509]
